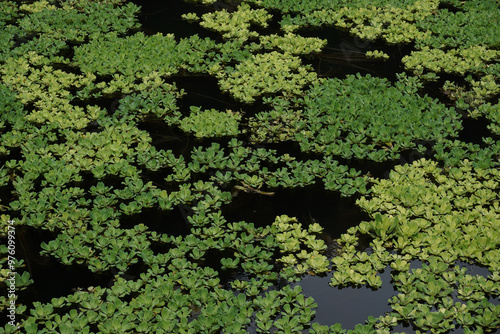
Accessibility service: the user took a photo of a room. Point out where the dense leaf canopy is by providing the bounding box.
[0,0,498,333]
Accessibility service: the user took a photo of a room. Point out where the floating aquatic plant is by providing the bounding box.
[192,3,272,42]
[336,159,500,331]
[179,107,242,138]
[249,73,461,162]
[272,215,330,279]
[256,33,327,55]
[1,0,499,333]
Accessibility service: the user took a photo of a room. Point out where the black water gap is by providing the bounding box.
[221,183,369,240]
[459,116,496,145]
[120,205,191,237]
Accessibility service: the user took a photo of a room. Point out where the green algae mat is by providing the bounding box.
[0,0,499,333]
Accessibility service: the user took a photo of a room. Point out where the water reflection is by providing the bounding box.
[293,269,396,330]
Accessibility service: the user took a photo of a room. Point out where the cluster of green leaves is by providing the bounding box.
[217,51,318,103]
[12,268,323,334]
[249,73,461,162]
[246,0,422,12]
[255,33,327,55]
[187,139,370,196]
[62,0,131,7]
[73,32,224,79]
[184,4,326,53]
[184,0,498,124]
[17,1,140,43]
[0,83,27,155]
[331,159,500,332]
[16,262,254,333]
[248,0,436,44]
[1,55,101,129]
[185,0,434,48]
[0,1,22,62]
[432,139,500,169]
[74,32,180,77]
[224,0,500,140]
[8,205,379,334]
[179,107,242,138]
[400,0,500,129]
[180,1,331,103]
[0,5,368,331]
[0,1,18,25]
[442,73,500,110]
[399,44,500,167]
[1,0,499,333]
[391,264,500,333]
[365,50,389,60]
[112,83,184,125]
[40,224,151,273]
[71,21,324,106]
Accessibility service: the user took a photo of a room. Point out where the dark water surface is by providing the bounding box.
[292,269,396,330]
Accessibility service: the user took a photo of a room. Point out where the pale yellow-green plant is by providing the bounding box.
[197,3,272,41]
[217,51,318,103]
[257,33,326,54]
[366,50,389,60]
[179,107,242,138]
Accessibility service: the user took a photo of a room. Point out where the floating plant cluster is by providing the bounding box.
[0,0,499,333]
[248,73,461,162]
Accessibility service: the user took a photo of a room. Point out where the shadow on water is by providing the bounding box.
[459,116,498,146]
[120,205,191,237]
[221,183,370,240]
[14,226,114,305]
[137,116,193,157]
